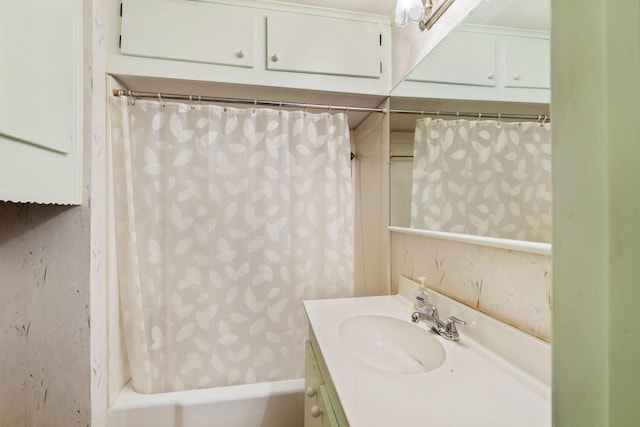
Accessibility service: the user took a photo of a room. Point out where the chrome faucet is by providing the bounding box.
[411,302,466,341]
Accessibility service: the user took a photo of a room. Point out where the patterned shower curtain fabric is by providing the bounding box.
[109,97,354,393]
[411,118,552,243]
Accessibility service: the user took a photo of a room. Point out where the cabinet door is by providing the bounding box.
[318,385,340,427]
[121,0,255,68]
[406,31,497,87]
[0,0,82,204]
[504,36,550,89]
[305,341,324,427]
[266,14,382,78]
[305,341,341,427]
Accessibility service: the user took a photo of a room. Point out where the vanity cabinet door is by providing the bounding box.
[503,36,550,89]
[266,13,383,78]
[406,30,497,87]
[120,0,255,68]
[305,341,340,427]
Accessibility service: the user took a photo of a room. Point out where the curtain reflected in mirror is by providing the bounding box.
[410,118,551,243]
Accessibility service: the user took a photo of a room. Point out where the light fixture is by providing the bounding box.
[395,0,456,31]
[394,0,426,27]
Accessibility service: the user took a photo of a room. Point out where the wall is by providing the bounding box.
[353,100,390,296]
[387,96,553,341]
[0,204,90,427]
[391,0,484,86]
[90,0,110,426]
[0,1,105,425]
[552,0,640,425]
[390,232,551,341]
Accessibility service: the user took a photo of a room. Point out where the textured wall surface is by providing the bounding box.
[0,1,96,425]
[0,203,91,427]
[391,232,551,341]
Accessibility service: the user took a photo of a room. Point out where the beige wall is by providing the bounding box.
[552,0,640,425]
[0,1,108,425]
[390,232,551,341]
[353,100,390,296]
[0,203,91,427]
[391,0,484,86]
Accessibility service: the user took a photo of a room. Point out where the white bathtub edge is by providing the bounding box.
[110,378,305,410]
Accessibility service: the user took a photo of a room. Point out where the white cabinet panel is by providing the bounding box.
[266,13,382,78]
[0,0,82,204]
[305,339,345,427]
[0,0,81,154]
[504,36,550,89]
[305,341,323,427]
[121,0,256,68]
[396,27,550,103]
[407,31,497,87]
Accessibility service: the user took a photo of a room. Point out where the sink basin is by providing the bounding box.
[338,315,445,374]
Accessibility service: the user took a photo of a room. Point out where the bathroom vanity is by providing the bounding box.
[303,277,551,427]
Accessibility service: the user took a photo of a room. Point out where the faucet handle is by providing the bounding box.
[445,316,466,339]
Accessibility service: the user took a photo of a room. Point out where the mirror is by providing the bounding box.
[389,0,551,252]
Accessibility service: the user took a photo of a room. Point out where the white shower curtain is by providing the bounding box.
[411,118,551,243]
[108,97,354,393]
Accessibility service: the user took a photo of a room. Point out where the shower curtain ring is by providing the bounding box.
[158,92,165,108]
[189,95,195,110]
[126,90,136,106]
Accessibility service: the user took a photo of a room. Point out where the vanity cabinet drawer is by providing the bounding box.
[266,13,383,79]
[120,0,256,68]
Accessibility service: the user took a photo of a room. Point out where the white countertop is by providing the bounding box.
[304,280,551,427]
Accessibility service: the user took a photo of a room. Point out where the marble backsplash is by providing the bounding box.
[390,231,551,342]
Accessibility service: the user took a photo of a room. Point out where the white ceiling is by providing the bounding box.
[261,0,396,16]
[261,0,550,31]
[466,0,550,31]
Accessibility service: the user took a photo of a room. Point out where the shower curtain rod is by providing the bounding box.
[112,89,550,121]
[390,108,550,122]
[112,89,387,113]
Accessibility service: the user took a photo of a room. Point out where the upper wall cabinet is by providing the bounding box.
[266,14,382,79]
[503,36,550,89]
[0,0,83,204]
[112,0,391,96]
[121,1,256,69]
[406,30,497,88]
[393,25,550,103]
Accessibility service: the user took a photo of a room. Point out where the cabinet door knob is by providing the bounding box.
[236,50,245,59]
[305,386,317,397]
[271,53,279,62]
[310,405,323,418]
[487,72,494,80]
[513,74,521,80]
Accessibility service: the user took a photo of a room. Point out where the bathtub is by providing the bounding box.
[108,378,305,427]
